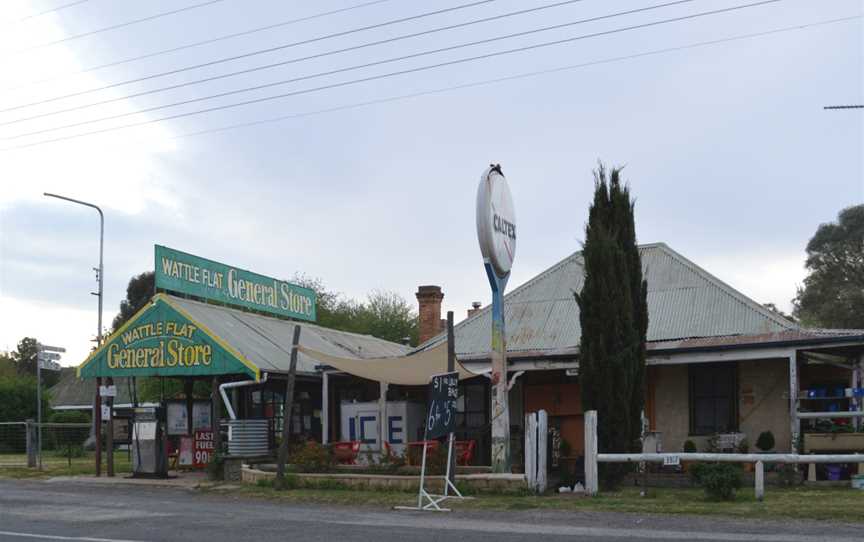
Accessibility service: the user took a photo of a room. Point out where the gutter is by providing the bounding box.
[649,333,864,356]
[219,373,268,420]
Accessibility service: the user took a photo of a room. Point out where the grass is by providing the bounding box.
[0,452,132,479]
[210,483,864,523]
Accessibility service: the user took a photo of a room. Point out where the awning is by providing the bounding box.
[298,342,479,385]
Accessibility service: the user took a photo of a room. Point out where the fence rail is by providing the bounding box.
[584,410,864,501]
[0,420,93,469]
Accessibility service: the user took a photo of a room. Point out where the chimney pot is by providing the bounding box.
[467,301,483,318]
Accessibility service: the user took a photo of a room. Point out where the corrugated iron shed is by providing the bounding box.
[418,243,801,359]
[163,295,411,375]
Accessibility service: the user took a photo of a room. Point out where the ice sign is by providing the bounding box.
[426,372,458,439]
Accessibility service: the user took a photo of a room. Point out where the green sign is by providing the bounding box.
[78,295,258,380]
[154,245,316,322]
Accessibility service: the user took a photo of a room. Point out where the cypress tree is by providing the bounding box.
[575,164,648,487]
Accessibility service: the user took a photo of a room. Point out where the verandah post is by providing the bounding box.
[275,325,302,487]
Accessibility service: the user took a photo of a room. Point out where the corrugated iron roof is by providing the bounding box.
[419,243,801,358]
[162,295,411,375]
[649,328,864,351]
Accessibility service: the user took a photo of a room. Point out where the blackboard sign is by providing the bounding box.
[426,372,458,439]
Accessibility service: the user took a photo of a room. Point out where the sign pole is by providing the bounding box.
[475,164,516,474]
[36,355,42,471]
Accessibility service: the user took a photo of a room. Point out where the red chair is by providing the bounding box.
[454,440,476,466]
[406,440,440,465]
[331,441,361,465]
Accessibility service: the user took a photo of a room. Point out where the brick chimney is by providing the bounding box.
[416,285,444,344]
[467,301,482,318]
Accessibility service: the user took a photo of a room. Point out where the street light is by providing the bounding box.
[44,193,107,475]
[43,193,104,345]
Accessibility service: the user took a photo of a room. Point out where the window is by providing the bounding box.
[689,363,738,435]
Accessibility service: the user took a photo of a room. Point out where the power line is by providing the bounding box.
[0,0,391,95]
[9,0,90,24]
[3,0,621,126]
[4,14,855,153]
[1,0,499,112]
[5,0,228,56]
[4,0,751,139]
[0,0,785,146]
[823,105,863,109]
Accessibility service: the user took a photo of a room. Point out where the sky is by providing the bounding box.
[0,0,862,367]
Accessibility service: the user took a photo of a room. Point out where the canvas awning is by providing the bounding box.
[299,342,479,385]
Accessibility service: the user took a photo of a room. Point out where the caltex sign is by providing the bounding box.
[475,165,516,277]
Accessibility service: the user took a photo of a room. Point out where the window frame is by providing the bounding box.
[688,362,739,436]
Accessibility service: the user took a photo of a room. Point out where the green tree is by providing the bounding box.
[112,271,155,331]
[793,205,864,329]
[11,337,39,377]
[574,164,648,487]
[0,376,51,422]
[0,352,16,378]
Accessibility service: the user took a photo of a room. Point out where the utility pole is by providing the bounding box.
[44,193,104,474]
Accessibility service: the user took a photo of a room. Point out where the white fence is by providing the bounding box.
[583,410,864,500]
[524,410,548,493]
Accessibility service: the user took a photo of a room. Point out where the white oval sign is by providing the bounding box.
[476,164,516,277]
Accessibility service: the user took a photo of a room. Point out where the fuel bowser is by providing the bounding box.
[131,406,167,478]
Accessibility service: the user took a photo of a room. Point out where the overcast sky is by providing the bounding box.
[0,0,861,366]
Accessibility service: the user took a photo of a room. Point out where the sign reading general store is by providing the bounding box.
[78,295,258,380]
[154,245,316,322]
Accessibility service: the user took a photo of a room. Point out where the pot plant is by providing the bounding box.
[737,438,753,472]
[681,440,697,473]
[756,431,775,453]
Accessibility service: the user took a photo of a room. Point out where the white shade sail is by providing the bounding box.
[298,342,479,385]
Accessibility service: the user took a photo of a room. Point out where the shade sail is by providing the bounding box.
[298,342,479,385]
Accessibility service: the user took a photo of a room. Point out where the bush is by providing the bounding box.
[290,441,334,473]
[48,410,90,424]
[695,463,742,501]
[756,431,775,452]
[683,440,697,453]
[206,451,225,481]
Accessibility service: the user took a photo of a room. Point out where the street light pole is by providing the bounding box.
[44,193,106,474]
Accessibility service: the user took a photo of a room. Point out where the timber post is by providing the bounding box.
[95,376,102,477]
[585,409,598,496]
[275,325,301,486]
[755,460,765,501]
[106,376,114,477]
[25,419,36,468]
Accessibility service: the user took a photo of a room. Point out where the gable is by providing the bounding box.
[424,243,797,357]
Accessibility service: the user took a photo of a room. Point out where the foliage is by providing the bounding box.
[755,431,775,452]
[289,441,334,473]
[575,163,648,488]
[137,377,211,403]
[693,463,742,501]
[683,440,697,453]
[762,303,796,323]
[736,438,749,454]
[0,353,16,378]
[0,376,51,422]
[291,274,418,345]
[48,410,90,424]
[793,205,864,328]
[206,451,225,481]
[112,271,155,331]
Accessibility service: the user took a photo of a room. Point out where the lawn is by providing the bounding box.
[222,483,864,523]
[0,452,132,479]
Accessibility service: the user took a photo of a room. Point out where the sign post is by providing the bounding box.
[395,371,464,512]
[476,164,516,473]
[36,344,65,470]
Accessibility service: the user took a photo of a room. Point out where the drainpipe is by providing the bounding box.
[219,373,268,421]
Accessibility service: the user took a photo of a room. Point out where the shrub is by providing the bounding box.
[290,441,334,473]
[695,463,742,501]
[205,451,224,481]
[737,438,749,454]
[48,410,90,424]
[683,440,697,453]
[756,431,775,452]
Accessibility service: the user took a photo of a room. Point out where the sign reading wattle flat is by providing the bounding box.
[155,245,316,322]
[476,164,516,277]
[78,295,258,380]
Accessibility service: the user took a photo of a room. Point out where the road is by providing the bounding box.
[0,479,861,542]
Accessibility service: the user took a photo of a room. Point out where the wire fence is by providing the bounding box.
[0,421,93,468]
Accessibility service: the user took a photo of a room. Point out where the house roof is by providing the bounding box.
[418,243,802,359]
[48,368,140,409]
[151,295,411,376]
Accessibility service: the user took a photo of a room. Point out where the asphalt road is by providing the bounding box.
[0,479,862,542]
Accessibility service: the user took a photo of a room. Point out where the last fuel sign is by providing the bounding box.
[194,430,214,467]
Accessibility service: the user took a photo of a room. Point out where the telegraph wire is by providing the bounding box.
[0,0,391,95]
[4,0,759,138]
[9,0,90,24]
[823,105,863,110]
[0,0,499,112]
[3,0,636,126]
[0,0,788,148]
[5,0,228,56]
